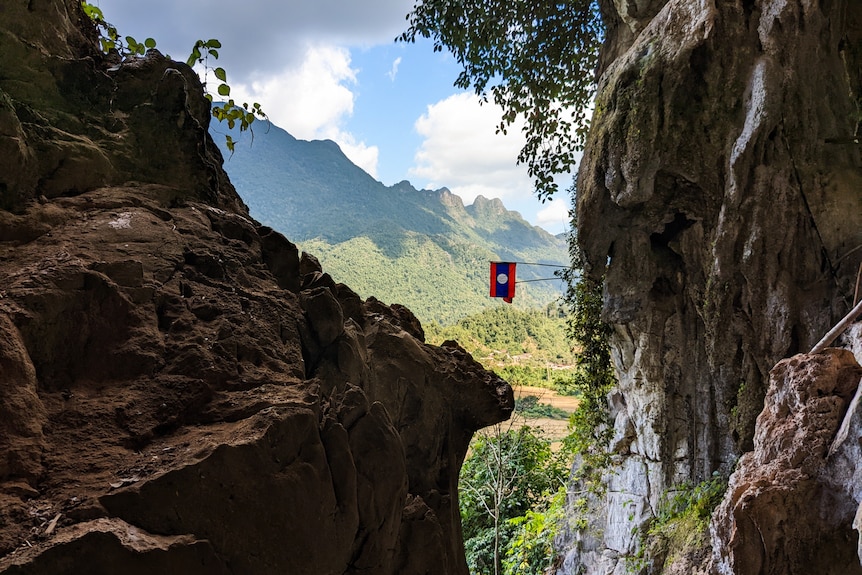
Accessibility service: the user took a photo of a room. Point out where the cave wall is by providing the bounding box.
[560,0,862,572]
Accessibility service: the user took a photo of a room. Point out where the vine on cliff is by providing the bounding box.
[80,2,155,56]
[185,38,267,153]
[558,262,614,456]
[80,2,266,153]
[557,180,616,529]
[627,472,728,573]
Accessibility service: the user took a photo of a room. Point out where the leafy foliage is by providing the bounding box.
[460,423,571,575]
[514,395,569,420]
[81,3,155,56]
[629,473,728,572]
[425,305,574,363]
[401,0,603,201]
[186,39,267,154]
[80,2,266,154]
[503,486,566,575]
[495,364,562,390]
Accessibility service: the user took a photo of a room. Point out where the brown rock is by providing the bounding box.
[0,315,46,482]
[712,349,862,575]
[0,2,514,574]
[0,518,231,575]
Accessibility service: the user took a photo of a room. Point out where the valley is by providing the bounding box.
[215,122,570,325]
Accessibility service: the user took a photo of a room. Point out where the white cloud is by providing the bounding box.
[231,45,355,138]
[98,0,416,82]
[230,44,379,178]
[535,198,572,232]
[409,93,532,203]
[387,56,402,81]
[335,135,380,178]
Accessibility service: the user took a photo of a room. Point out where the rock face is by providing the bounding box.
[561,0,862,572]
[0,2,513,574]
[711,348,862,575]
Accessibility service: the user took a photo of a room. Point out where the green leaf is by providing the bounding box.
[81,3,105,21]
[206,39,222,49]
[186,47,201,66]
[208,49,219,59]
[144,37,156,49]
[214,67,227,82]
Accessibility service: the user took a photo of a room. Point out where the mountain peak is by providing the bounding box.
[437,187,464,209]
[215,124,568,323]
[468,195,508,218]
[392,180,418,193]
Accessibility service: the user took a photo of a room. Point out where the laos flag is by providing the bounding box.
[490,262,516,303]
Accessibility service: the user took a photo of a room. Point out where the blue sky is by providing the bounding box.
[94,0,576,234]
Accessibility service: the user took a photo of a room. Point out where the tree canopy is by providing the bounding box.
[460,423,571,575]
[400,0,603,201]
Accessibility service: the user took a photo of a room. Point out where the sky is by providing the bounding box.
[94,0,577,234]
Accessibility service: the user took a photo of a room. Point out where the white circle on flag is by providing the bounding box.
[497,273,508,284]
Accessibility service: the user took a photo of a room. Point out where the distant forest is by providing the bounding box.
[425,305,577,390]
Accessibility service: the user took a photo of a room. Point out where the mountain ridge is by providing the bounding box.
[213,121,569,324]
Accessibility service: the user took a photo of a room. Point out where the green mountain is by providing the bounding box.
[213,122,569,325]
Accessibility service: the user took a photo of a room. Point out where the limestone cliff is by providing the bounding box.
[0,2,513,573]
[560,0,862,573]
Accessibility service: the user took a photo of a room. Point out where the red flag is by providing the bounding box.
[490,262,516,303]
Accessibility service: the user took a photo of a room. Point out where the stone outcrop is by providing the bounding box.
[0,2,513,573]
[560,0,862,572]
[711,348,862,575]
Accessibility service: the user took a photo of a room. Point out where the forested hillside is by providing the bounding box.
[426,305,577,389]
[214,122,569,324]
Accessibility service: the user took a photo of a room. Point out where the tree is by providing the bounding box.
[400,0,603,201]
[460,420,570,575]
[503,486,567,575]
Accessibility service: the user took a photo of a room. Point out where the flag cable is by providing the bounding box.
[515,277,563,284]
[488,260,570,284]
[491,261,569,269]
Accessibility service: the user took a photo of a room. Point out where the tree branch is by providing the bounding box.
[810,297,862,354]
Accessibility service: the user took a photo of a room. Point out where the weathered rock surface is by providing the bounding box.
[0,2,513,573]
[560,0,862,572]
[712,348,862,575]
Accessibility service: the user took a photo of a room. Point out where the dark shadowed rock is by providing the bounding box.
[0,2,513,574]
[0,518,231,575]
